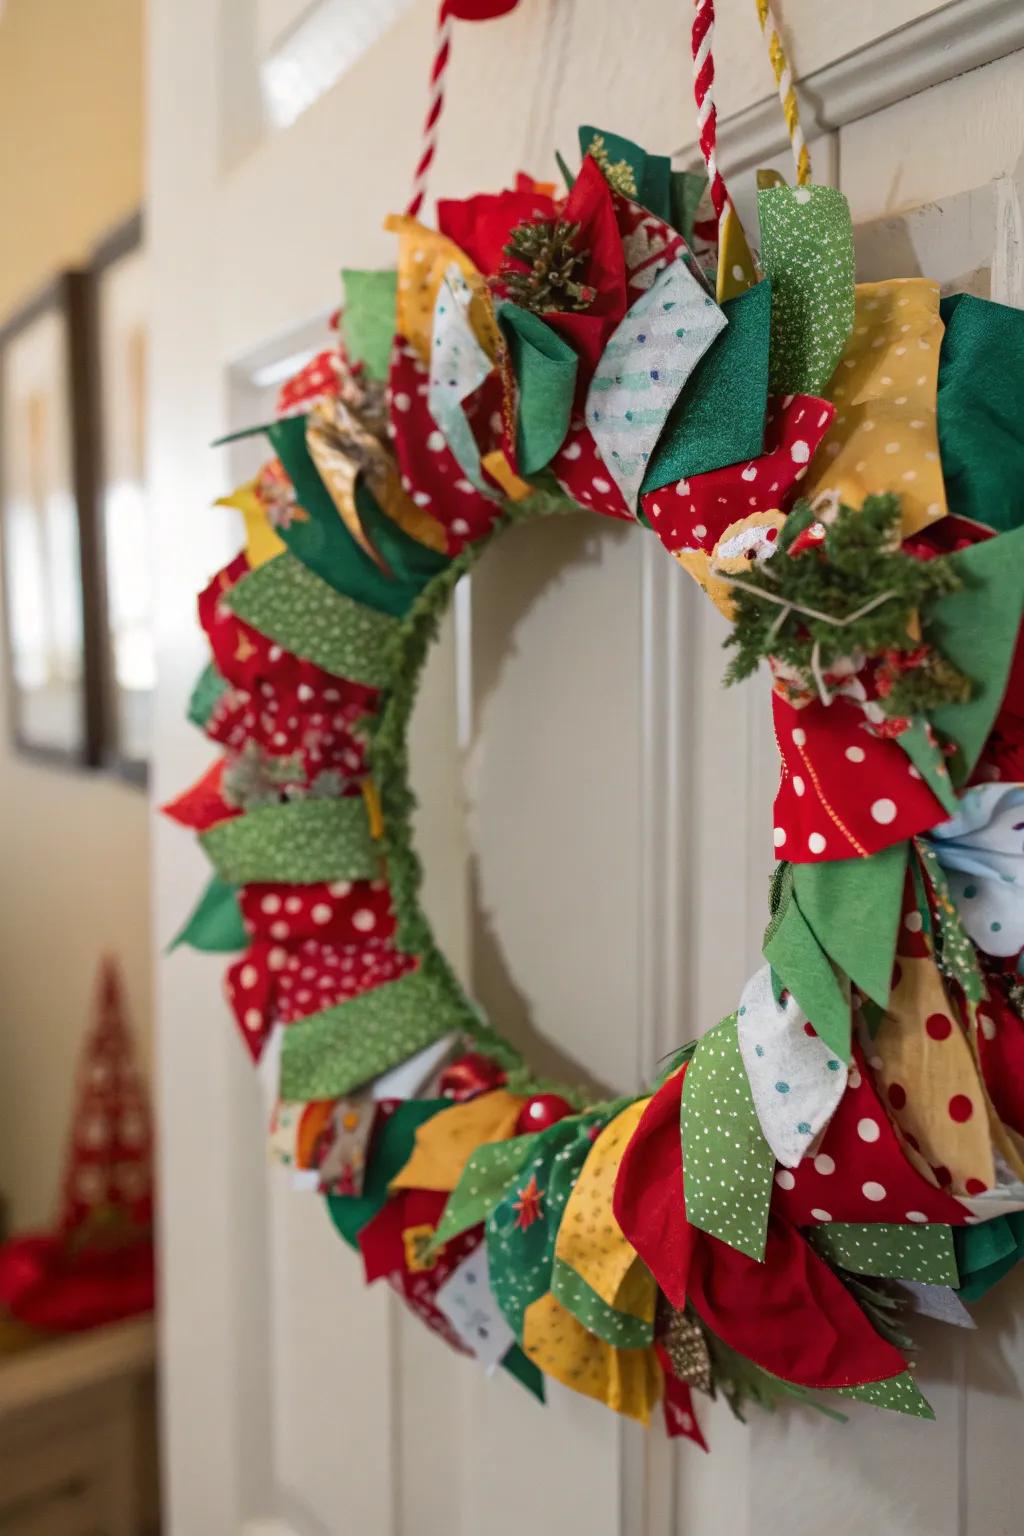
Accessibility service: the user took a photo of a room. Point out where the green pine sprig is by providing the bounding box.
[722,494,970,719]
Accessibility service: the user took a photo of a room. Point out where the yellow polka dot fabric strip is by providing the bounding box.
[554,1099,654,1319]
[873,953,999,1195]
[522,1291,663,1423]
[807,279,948,536]
[384,215,498,366]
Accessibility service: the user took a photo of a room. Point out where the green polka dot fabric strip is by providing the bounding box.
[488,1113,609,1340]
[763,867,851,1064]
[833,1371,935,1420]
[808,1222,959,1287]
[199,796,379,886]
[897,719,960,816]
[223,554,401,689]
[430,1135,536,1251]
[758,184,855,396]
[792,842,907,1013]
[280,968,469,1100]
[550,1256,652,1350]
[915,840,986,1004]
[681,1013,775,1262]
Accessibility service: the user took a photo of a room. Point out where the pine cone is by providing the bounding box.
[500,218,596,315]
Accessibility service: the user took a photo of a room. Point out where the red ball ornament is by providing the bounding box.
[515,1094,573,1134]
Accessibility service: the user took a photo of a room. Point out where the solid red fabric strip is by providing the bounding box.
[686,1214,907,1389]
[613,1069,694,1309]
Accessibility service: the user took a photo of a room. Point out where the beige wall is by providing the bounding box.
[0,0,148,1230]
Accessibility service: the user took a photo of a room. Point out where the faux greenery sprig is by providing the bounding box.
[583,132,639,197]
[722,494,971,718]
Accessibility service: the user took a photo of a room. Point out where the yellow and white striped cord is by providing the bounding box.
[755,0,811,186]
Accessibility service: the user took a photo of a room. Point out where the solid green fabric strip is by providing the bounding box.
[170,875,248,954]
[327,1099,447,1249]
[955,1212,1024,1301]
[430,1135,536,1250]
[937,292,1024,533]
[832,1373,935,1420]
[354,481,451,588]
[223,554,399,688]
[549,1256,652,1350]
[763,872,851,1063]
[200,796,378,886]
[670,170,707,246]
[759,184,855,395]
[499,1343,546,1403]
[268,415,422,616]
[280,968,467,1100]
[498,303,578,475]
[927,525,1024,785]
[808,1222,958,1286]
[187,660,228,731]
[341,269,397,381]
[793,842,907,1012]
[578,124,671,223]
[641,279,771,491]
[681,1013,774,1262]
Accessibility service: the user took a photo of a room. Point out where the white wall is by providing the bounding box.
[0,0,148,1230]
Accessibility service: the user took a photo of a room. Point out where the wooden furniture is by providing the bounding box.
[0,1317,158,1535]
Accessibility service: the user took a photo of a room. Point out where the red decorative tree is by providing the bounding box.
[0,958,155,1332]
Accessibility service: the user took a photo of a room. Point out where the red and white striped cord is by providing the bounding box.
[405,1,454,221]
[691,0,732,226]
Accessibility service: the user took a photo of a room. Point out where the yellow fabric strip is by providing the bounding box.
[389,1088,525,1193]
[554,1098,654,1321]
[216,480,286,570]
[873,953,1001,1194]
[385,214,498,365]
[806,279,947,536]
[522,1292,663,1423]
[716,205,759,303]
[480,447,532,502]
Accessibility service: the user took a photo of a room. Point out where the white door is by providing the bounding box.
[149,4,1024,1533]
